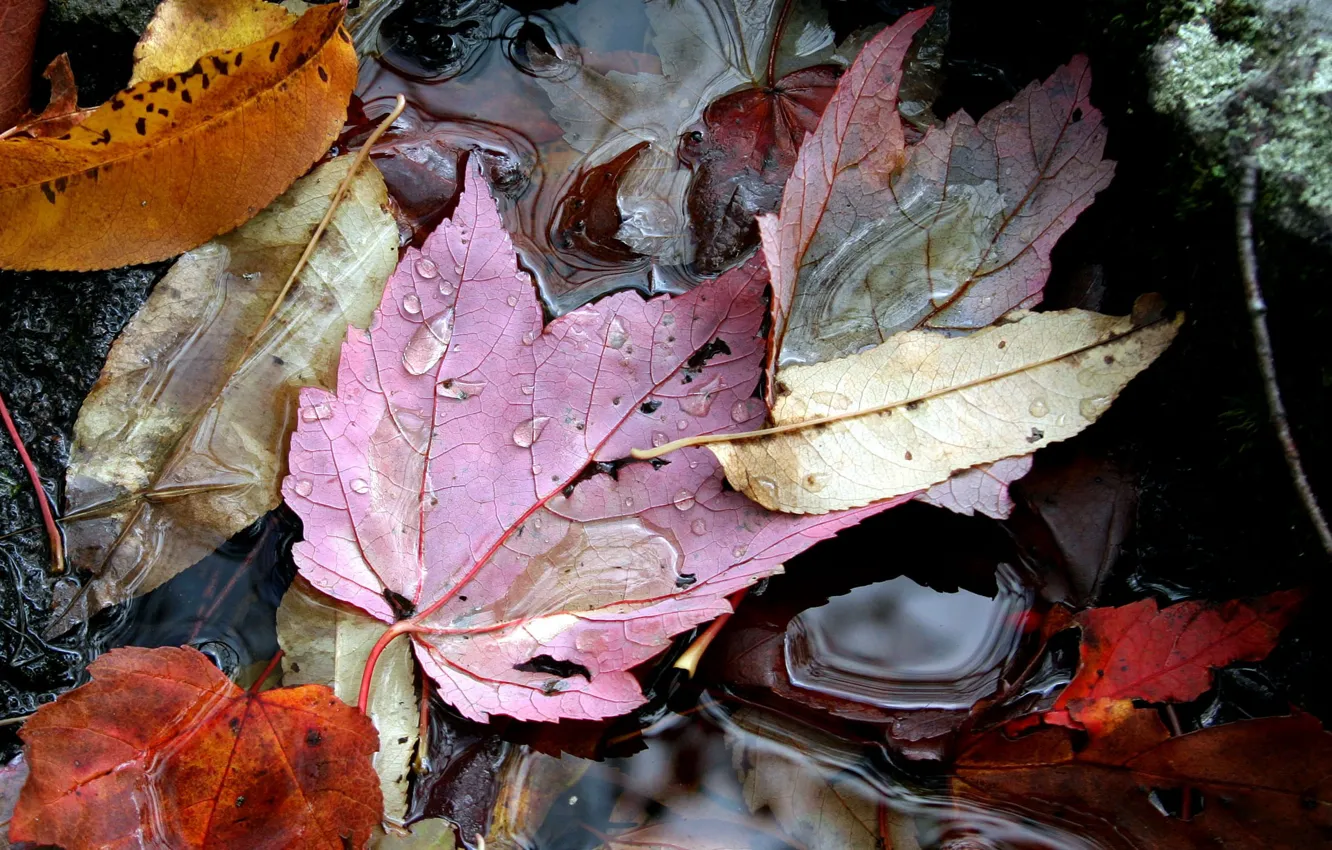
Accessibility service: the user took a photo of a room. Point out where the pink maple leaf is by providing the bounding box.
[283,173,908,723]
[760,9,1115,374]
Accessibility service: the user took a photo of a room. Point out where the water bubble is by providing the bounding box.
[753,476,780,504]
[1028,398,1049,418]
[691,518,707,535]
[672,489,696,511]
[651,431,668,447]
[1080,396,1112,421]
[506,295,518,307]
[522,330,538,346]
[415,258,439,279]
[402,293,423,315]
[623,497,634,509]
[605,317,629,350]
[676,419,688,431]
[402,309,455,376]
[532,464,542,475]
[731,398,764,423]
[512,416,551,448]
[440,284,454,297]
[294,479,313,497]
[732,545,748,559]
[520,385,534,396]
[350,478,370,494]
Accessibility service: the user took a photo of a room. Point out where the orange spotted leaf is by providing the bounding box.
[11,646,382,849]
[0,1,356,271]
[1050,591,1303,734]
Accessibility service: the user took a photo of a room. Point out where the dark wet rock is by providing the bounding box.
[46,0,158,36]
[0,266,163,755]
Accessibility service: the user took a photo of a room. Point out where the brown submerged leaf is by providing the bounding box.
[954,710,1332,849]
[55,156,397,630]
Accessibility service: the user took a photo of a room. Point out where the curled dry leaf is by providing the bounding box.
[11,646,382,850]
[644,306,1179,514]
[278,579,419,827]
[283,170,905,723]
[1047,590,1304,736]
[761,13,1114,374]
[130,0,297,86]
[0,2,356,270]
[58,156,396,627]
[6,54,94,140]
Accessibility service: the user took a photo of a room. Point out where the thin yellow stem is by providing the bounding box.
[255,94,406,333]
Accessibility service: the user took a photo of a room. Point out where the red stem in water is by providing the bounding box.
[0,390,63,573]
[250,650,285,694]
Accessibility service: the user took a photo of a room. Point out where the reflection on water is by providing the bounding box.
[786,563,1032,710]
[355,0,688,315]
[500,694,1101,850]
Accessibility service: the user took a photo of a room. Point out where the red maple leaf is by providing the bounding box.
[1046,591,1303,734]
[11,646,381,849]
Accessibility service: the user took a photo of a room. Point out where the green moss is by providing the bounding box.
[1151,0,1332,223]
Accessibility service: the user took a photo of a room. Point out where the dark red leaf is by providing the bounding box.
[682,65,840,274]
[1049,591,1304,734]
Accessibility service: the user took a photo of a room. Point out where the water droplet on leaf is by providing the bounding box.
[415,258,439,279]
[402,293,422,315]
[512,416,551,448]
[294,479,313,497]
[605,316,628,350]
[350,478,370,494]
[1028,398,1048,418]
[402,309,455,376]
[672,490,695,511]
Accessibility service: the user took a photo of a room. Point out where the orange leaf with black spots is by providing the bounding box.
[0,1,356,271]
[1047,590,1303,735]
[11,646,382,849]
